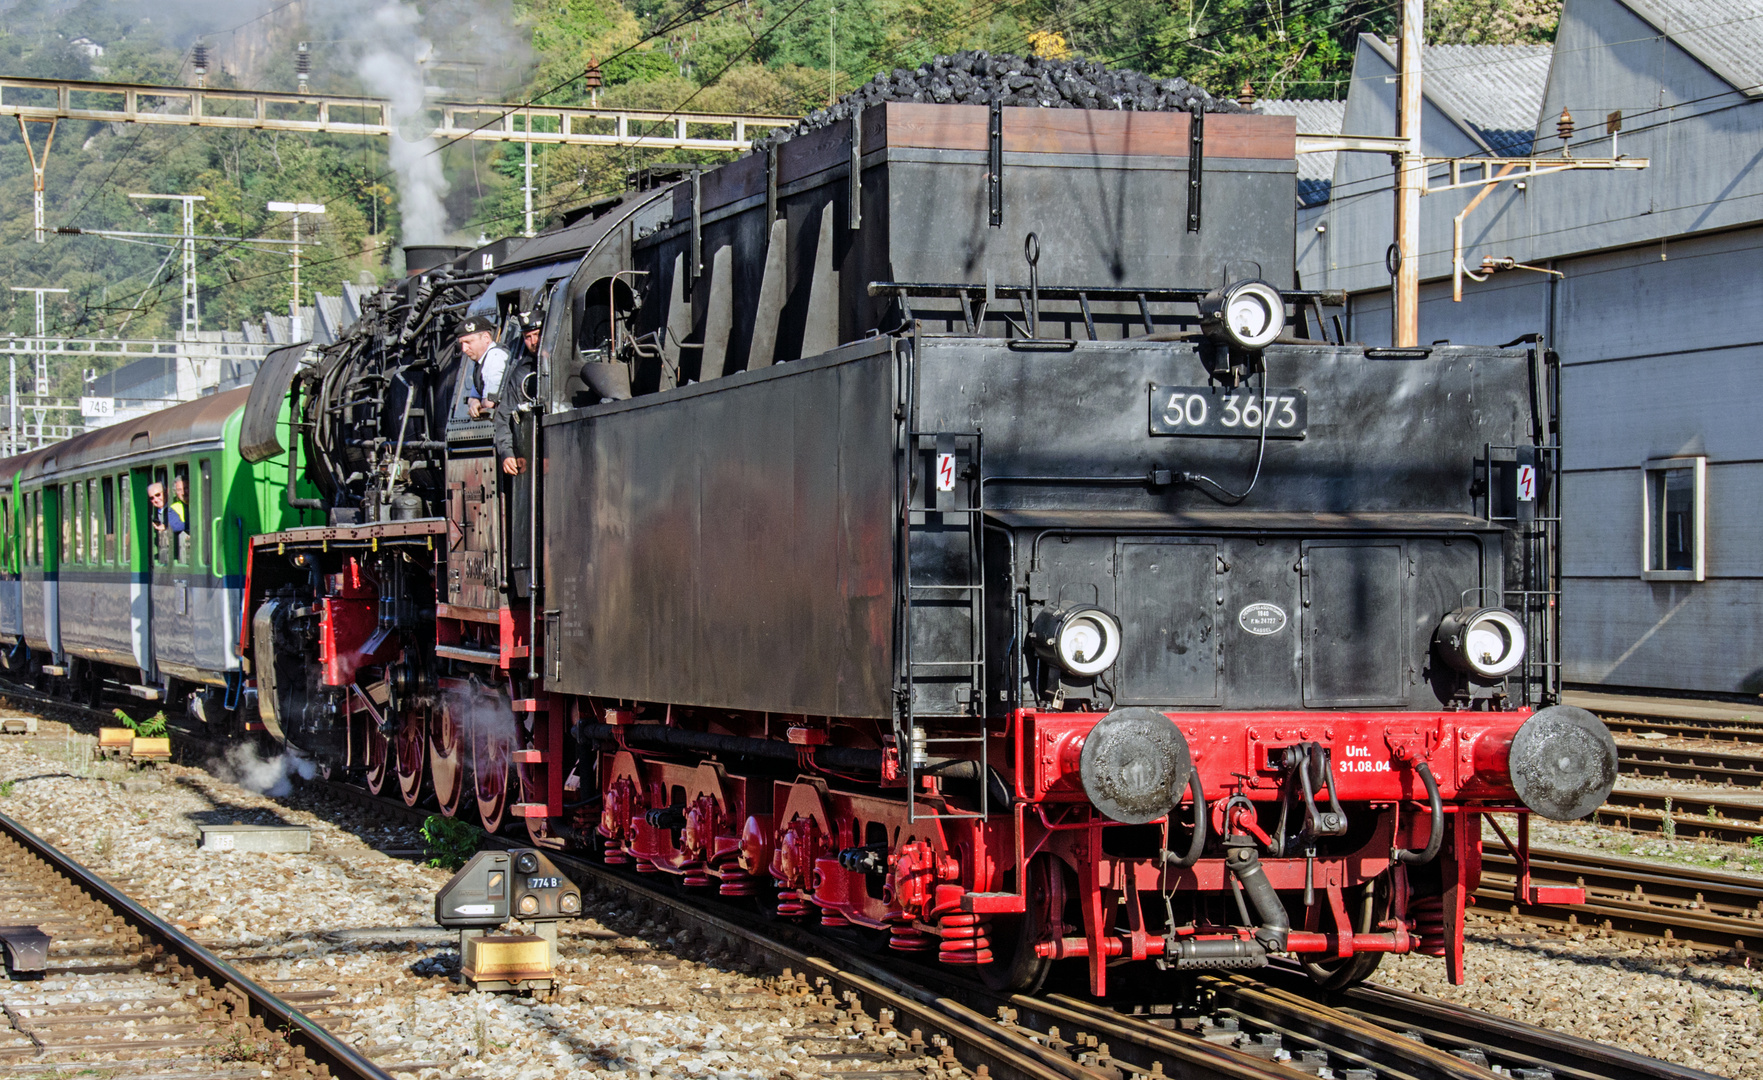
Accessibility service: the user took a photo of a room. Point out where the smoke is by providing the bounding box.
[356,2,451,244]
[55,0,534,246]
[448,685,524,770]
[210,742,320,798]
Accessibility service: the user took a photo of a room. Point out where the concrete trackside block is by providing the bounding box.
[0,717,37,735]
[198,824,312,854]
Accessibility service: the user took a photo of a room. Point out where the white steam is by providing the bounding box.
[357,2,451,244]
[211,742,320,798]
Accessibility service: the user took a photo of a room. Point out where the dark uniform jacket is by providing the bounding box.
[492,348,538,463]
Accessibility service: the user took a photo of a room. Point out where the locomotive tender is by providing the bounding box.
[9,90,1620,996]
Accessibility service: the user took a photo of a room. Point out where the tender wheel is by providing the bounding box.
[978,854,1062,994]
[471,691,513,833]
[393,709,427,807]
[1303,876,1388,991]
[430,697,466,817]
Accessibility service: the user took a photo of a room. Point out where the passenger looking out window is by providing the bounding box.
[148,478,183,567]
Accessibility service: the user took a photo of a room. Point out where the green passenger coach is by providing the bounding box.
[0,378,317,719]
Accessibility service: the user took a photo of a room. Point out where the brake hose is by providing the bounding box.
[1392,761,1444,866]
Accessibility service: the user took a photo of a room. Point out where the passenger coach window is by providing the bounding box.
[152,466,169,567]
[118,479,129,564]
[102,477,115,564]
[61,486,72,564]
[173,462,191,565]
[199,460,212,568]
[86,480,98,564]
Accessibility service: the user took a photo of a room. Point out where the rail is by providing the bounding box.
[0,805,392,1080]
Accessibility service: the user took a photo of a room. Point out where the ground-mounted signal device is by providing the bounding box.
[435,848,582,992]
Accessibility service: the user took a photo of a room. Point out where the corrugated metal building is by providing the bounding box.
[1291,0,1763,695]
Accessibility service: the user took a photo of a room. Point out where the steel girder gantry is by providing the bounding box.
[0,76,797,152]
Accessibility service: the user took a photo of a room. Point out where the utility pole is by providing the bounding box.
[17,119,57,244]
[10,286,68,448]
[1392,0,1423,347]
[829,3,837,105]
[129,193,205,339]
[267,201,326,338]
[523,111,535,238]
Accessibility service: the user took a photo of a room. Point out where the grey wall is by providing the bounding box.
[1299,0,1763,695]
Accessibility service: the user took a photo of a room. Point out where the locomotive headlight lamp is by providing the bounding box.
[1033,605,1123,678]
[1434,605,1527,679]
[1199,280,1286,351]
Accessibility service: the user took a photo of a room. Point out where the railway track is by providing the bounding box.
[0,805,390,1080]
[1597,788,1763,845]
[1477,845,1763,955]
[316,786,1723,1080]
[1601,716,1763,742]
[0,682,1731,1080]
[1618,744,1763,786]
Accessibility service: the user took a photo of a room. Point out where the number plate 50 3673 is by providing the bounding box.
[1148,385,1308,439]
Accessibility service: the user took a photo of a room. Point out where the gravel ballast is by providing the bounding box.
[0,730,909,1080]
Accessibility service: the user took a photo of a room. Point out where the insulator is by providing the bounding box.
[192,43,208,73]
[295,43,311,76]
[584,62,603,90]
[1236,81,1255,108]
[1556,108,1574,145]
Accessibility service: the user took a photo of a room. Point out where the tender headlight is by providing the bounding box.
[1033,606,1122,678]
[1435,606,1527,679]
[1199,280,1285,351]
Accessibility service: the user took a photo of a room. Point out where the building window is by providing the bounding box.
[1642,456,1705,582]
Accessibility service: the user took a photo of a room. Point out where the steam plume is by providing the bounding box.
[358,2,451,244]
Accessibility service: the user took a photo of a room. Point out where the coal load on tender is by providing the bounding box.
[755,50,1243,151]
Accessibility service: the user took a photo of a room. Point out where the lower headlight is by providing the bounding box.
[559,892,581,914]
[517,893,540,916]
[1435,606,1527,679]
[1033,605,1122,678]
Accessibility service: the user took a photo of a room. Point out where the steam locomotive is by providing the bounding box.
[10,93,1619,997]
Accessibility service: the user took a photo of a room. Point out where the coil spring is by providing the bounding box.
[599,837,631,865]
[819,906,851,928]
[888,919,934,952]
[717,869,759,897]
[1411,895,1447,956]
[775,890,808,918]
[937,913,994,965]
[682,867,712,888]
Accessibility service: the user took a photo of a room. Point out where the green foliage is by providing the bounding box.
[0,780,14,798]
[116,708,167,738]
[421,814,483,870]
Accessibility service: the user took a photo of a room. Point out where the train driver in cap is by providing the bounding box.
[456,315,510,419]
[493,311,543,475]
